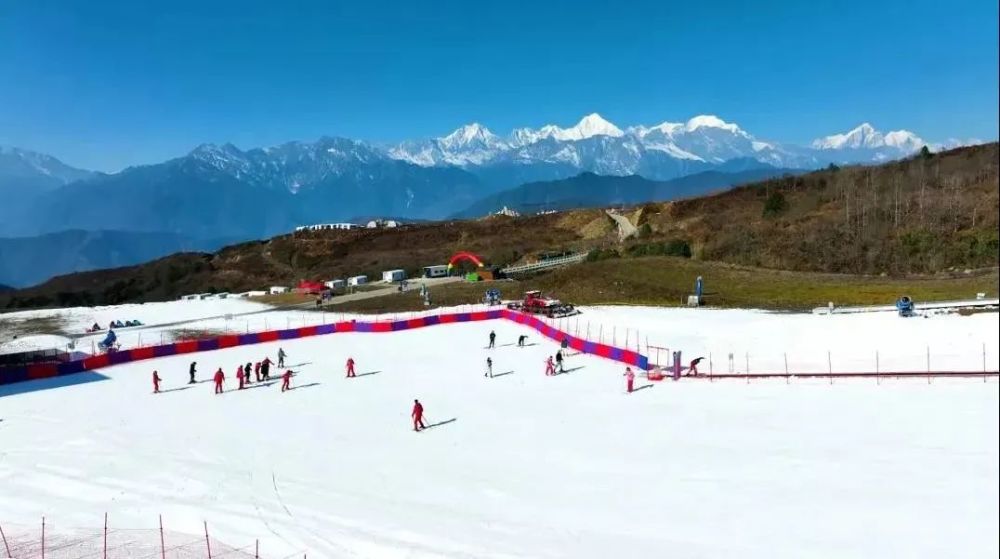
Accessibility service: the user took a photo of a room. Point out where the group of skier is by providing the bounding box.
[150,325,659,434]
[153,346,372,396]
[486,330,643,393]
[153,348,293,395]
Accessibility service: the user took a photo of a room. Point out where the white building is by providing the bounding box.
[324,279,346,290]
[365,219,401,229]
[494,206,520,217]
[295,223,359,232]
[241,290,267,298]
[422,265,449,278]
[269,286,290,294]
[347,275,368,287]
[381,269,406,283]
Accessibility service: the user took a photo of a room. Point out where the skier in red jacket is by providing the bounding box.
[346,357,356,378]
[281,369,293,392]
[152,370,161,393]
[544,356,556,376]
[213,368,225,394]
[412,399,426,431]
[236,366,246,390]
[254,361,262,382]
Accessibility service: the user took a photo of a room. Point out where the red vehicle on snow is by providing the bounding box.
[506,290,577,318]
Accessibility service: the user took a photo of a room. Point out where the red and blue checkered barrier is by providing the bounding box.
[0,309,648,387]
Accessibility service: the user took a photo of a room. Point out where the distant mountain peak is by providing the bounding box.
[565,113,624,139]
[440,122,504,149]
[0,145,95,186]
[812,122,886,149]
[883,130,925,150]
[684,115,745,135]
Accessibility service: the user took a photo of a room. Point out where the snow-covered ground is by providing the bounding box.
[1,300,998,557]
[3,299,997,375]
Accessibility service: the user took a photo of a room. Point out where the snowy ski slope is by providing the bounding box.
[1,300,998,557]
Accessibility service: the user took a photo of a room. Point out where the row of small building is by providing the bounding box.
[180,264,451,301]
[293,219,401,232]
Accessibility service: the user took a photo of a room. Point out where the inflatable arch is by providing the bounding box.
[447,251,485,270]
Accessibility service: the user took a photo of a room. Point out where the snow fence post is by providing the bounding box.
[784,353,789,384]
[0,520,11,558]
[41,516,45,559]
[204,521,212,558]
[827,350,833,385]
[876,351,881,385]
[985,343,989,383]
[256,539,260,559]
[745,352,749,384]
[926,345,931,384]
[103,512,108,559]
[709,352,713,382]
[159,515,166,559]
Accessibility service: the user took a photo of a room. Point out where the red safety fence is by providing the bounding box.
[0,308,650,387]
[0,516,299,559]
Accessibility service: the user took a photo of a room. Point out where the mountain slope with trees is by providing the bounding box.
[2,143,995,310]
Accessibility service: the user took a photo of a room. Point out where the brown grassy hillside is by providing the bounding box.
[639,143,999,274]
[2,143,996,310]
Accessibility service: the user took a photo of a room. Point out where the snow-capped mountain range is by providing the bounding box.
[0,145,95,189]
[388,113,981,179]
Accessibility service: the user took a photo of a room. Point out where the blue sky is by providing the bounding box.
[1,0,997,171]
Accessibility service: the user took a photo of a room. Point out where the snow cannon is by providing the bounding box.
[895,296,915,317]
[506,290,578,318]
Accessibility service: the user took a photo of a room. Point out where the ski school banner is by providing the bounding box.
[0,309,649,386]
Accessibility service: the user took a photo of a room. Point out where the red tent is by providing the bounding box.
[297,280,326,294]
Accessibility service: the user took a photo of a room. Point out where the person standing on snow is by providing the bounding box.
[485,357,493,378]
[545,356,556,376]
[254,361,262,382]
[281,369,293,392]
[346,357,356,378]
[261,357,273,381]
[152,370,161,393]
[624,367,635,393]
[213,368,225,394]
[488,330,496,349]
[244,362,253,384]
[555,350,564,373]
[688,357,704,376]
[412,399,426,431]
[236,365,246,390]
[278,348,287,368]
[188,361,197,384]
[517,335,527,348]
